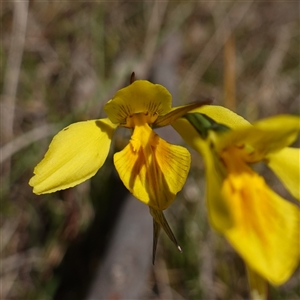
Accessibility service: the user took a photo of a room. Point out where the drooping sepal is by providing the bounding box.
[29,118,116,194]
[150,207,182,264]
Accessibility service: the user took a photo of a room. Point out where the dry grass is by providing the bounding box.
[1,1,299,299]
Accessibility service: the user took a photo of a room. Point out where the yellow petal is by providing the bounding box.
[114,125,190,210]
[246,266,268,300]
[194,105,250,129]
[172,118,233,230]
[215,115,300,161]
[193,110,300,161]
[266,147,300,200]
[222,171,300,285]
[104,80,172,125]
[29,118,116,194]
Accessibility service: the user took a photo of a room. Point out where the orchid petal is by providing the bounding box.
[266,147,300,200]
[222,171,300,285]
[172,118,233,230]
[104,80,172,125]
[194,105,250,129]
[29,118,116,194]
[114,125,190,210]
[215,115,300,161]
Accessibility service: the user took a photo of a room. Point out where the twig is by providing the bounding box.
[224,34,236,111]
[244,22,293,120]
[136,0,169,79]
[1,1,29,143]
[0,248,41,300]
[1,1,29,179]
[86,196,153,300]
[153,257,174,300]
[0,123,60,164]
[1,248,41,275]
[0,270,19,300]
[199,227,216,300]
[180,1,253,99]
[0,219,19,253]
[257,23,293,106]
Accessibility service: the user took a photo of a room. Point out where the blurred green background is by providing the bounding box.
[1,1,299,299]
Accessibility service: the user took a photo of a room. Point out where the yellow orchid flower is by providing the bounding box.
[29,79,208,262]
[172,106,300,288]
